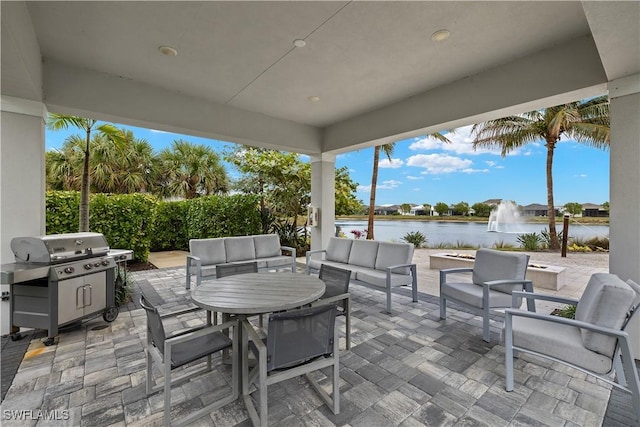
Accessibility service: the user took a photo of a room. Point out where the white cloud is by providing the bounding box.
[379,158,404,168]
[461,168,489,174]
[408,124,529,156]
[357,179,402,192]
[406,153,474,174]
[406,175,423,180]
[575,173,588,178]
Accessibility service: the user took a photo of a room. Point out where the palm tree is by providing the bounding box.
[472,96,610,250]
[367,132,452,240]
[156,140,229,199]
[47,114,123,231]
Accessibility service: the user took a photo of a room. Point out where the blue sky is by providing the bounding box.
[45,123,609,207]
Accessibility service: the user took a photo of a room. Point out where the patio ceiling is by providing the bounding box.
[2,1,639,154]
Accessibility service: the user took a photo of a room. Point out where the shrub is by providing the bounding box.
[517,232,543,250]
[553,304,576,319]
[493,240,516,249]
[46,191,80,234]
[186,194,261,239]
[150,201,190,251]
[402,231,428,248]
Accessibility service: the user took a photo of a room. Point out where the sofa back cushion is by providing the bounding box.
[472,249,528,294]
[326,238,353,263]
[253,234,281,258]
[348,240,379,269]
[374,242,414,274]
[576,273,636,357]
[190,238,226,266]
[225,236,256,262]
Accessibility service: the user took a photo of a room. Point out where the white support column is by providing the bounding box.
[608,74,640,359]
[309,154,336,251]
[0,96,47,336]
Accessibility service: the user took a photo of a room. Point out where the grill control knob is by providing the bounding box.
[94,262,101,267]
[64,266,74,274]
[101,260,110,266]
[84,264,93,270]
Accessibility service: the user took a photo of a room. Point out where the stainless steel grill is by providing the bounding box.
[1,232,132,345]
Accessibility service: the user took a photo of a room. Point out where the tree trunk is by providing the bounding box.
[79,128,91,232]
[367,146,380,240]
[545,139,560,250]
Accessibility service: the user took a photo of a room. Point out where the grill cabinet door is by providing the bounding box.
[57,277,85,325]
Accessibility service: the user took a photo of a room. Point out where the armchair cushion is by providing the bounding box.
[375,242,413,274]
[575,273,636,357]
[625,279,640,307]
[511,316,612,374]
[441,282,513,308]
[472,249,528,294]
[326,238,353,263]
[348,240,378,269]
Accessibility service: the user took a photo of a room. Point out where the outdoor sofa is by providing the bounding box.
[306,237,418,313]
[186,234,296,289]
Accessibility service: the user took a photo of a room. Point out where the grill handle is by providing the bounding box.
[84,285,92,307]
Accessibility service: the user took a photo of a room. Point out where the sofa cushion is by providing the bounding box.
[510,316,612,374]
[374,242,413,274]
[575,273,636,357]
[356,269,413,288]
[348,240,379,269]
[190,238,226,265]
[472,249,528,294]
[225,236,256,262]
[326,238,353,263]
[253,234,281,258]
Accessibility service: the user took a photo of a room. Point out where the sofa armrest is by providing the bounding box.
[385,263,418,310]
[305,249,327,274]
[280,245,297,272]
[186,254,202,290]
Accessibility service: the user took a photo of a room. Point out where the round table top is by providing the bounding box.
[190,272,325,315]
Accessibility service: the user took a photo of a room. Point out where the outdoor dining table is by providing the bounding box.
[189,271,326,408]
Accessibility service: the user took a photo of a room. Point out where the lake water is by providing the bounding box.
[335,220,609,247]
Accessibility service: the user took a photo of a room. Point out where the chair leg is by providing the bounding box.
[504,312,514,391]
[164,345,172,427]
[482,307,491,342]
[439,295,447,320]
[345,299,351,350]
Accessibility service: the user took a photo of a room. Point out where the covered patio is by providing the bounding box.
[1,2,639,424]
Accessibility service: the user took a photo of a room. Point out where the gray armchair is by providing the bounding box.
[241,305,340,426]
[140,293,238,426]
[504,273,640,423]
[313,264,352,349]
[439,248,534,342]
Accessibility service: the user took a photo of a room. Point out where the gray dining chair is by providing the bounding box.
[439,248,535,342]
[312,264,352,349]
[216,261,259,278]
[504,273,640,423]
[241,305,340,426]
[140,293,238,427]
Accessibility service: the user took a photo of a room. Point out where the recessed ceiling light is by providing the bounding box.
[293,39,307,48]
[431,29,450,42]
[159,46,178,56]
[308,96,320,102]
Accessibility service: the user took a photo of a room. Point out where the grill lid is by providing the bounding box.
[11,232,110,264]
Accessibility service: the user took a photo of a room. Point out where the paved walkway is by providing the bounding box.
[1,249,637,426]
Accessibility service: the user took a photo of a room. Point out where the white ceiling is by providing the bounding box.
[2,1,639,154]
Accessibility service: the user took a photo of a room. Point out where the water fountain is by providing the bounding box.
[487,200,524,233]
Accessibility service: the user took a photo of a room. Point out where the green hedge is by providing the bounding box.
[150,201,190,251]
[46,191,263,262]
[186,194,261,239]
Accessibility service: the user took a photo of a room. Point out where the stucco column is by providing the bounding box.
[309,154,336,251]
[1,96,47,263]
[608,74,640,359]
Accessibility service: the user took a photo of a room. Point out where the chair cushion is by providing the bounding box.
[510,316,612,374]
[348,240,379,269]
[575,273,636,357]
[253,234,281,258]
[325,238,353,263]
[441,282,513,308]
[472,249,528,294]
[190,238,226,266]
[374,242,414,274]
[225,236,256,262]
